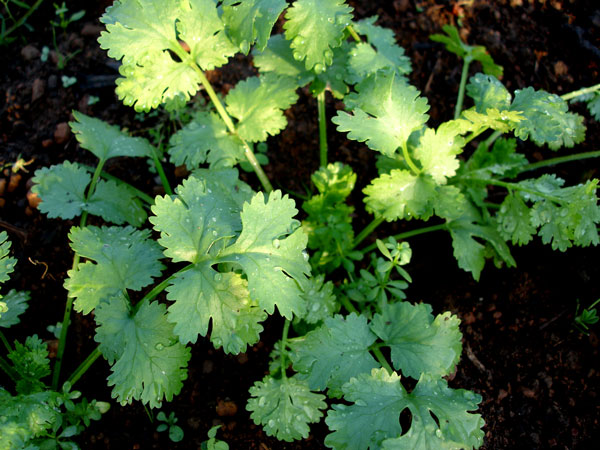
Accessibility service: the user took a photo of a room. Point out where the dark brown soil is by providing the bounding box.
[1,1,599,449]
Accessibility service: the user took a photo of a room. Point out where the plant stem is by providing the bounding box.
[192,66,273,192]
[370,346,394,375]
[81,164,155,205]
[560,83,600,101]
[339,295,358,314]
[361,223,448,253]
[474,177,564,204]
[518,150,600,174]
[280,319,291,380]
[2,0,45,42]
[401,142,421,175]
[0,354,18,382]
[317,90,328,167]
[66,346,102,387]
[346,25,361,43]
[133,264,194,314]
[0,329,12,353]
[454,58,472,119]
[151,148,173,195]
[353,216,385,249]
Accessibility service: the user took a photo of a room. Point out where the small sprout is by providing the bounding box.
[201,425,229,450]
[61,75,77,88]
[574,298,600,335]
[156,411,184,443]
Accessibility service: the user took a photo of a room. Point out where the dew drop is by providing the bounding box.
[155,343,165,351]
[272,238,281,249]
[314,63,325,74]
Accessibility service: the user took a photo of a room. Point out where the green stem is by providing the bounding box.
[401,142,421,175]
[346,25,362,43]
[81,164,155,205]
[133,264,194,314]
[2,0,45,42]
[66,346,102,387]
[151,148,173,195]
[361,223,448,253]
[463,126,488,145]
[192,66,273,192]
[473,177,564,204]
[454,58,472,119]
[370,346,394,375]
[561,83,600,101]
[518,150,600,174]
[353,216,385,249]
[317,90,328,167]
[0,329,12,353]
[339,295,358,314]
[483,130,503,149]
[280,319,291,380]
[0,354,18,382]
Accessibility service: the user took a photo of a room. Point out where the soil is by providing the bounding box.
[1,0,599,449]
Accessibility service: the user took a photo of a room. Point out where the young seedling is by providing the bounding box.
[156,411,184,443]
[574,298,600,335]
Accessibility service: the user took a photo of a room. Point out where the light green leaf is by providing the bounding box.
[0,290,30,328]
[0,231,16,285]
[497,192,535,245]
[460,108,523,134]
[165,267,266,352]
[87,179,147,226]
[8,335,50,395]
[219,191,311,318]
[95,295,191,408]
[433,185,469,221]
[363,170,437,221]
[222,0,287,54]
[65,226,165,314]
[168,111,245,169]
[371,302,462,378]
[414,122,464,184]
[247,374,327,442]
[283,0,353,72]
[253,34,314,86]
[297,275,338,324]
[289,313,379,395]
[466,73,511,113]
[70,111,153,161]
[333,72,429,156]
[226,74,298,142]
[510,87,586,150]
[326,369,484,449]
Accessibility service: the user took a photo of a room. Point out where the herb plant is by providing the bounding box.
[3,0,600,449]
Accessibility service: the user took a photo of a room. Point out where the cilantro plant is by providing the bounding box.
[4,0,600,449]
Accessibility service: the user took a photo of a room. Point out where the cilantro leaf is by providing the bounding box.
[8,335,50,394]
[496,192,536,245]
[247,374,327,442]
[297,274,338,324]
[253,34,314,86]
[65,226,165,314]
[168,111,245,169]
[0,290,30,328]
[283,0,353,72]
[226,74,298,142]
[333,72,429,157]
[87,179,147,226]
[0,231,16,285]
[222,0,287,54]
[414,122,464,184]
[70,111,153,161]
[466,73,511,113]
[363,170,437,221]
[510,87,586,149]
[289,313,379,395]
[165,267,266,353]
[371,302,462,378]
[99,0,236,111]
[587,93,600,120]
[95,295,191,408]
[326,368,484,449]
[462,138,528,180]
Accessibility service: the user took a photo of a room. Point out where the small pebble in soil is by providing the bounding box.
[216,400,238,417]
[54,122,71,144]
[31,78,46,103]
[21,45,40,61]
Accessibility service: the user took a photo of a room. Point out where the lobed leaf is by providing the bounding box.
[0,290,30,328]
[466,73,511,113]
[414,122,464,184]
[7,335,50,395]
[253,34,314,86]
[0,231,16,285]
[496,192,536,246]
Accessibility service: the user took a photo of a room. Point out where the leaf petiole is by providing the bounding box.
[317,90,328,167]
[65,345,102,387]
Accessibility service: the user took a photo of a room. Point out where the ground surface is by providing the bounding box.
[1,0,599,448]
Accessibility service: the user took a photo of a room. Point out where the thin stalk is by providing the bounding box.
[561,83,600,101]
[361,223,448,253]
[66,346,102,387]
[483,129,503,149]
[518,150,600,174]
[346,25,361,43]
[52,158,105,389]
[353,216,385,249]
[370,346,394,375]
[454,58,472,119]
[463,126,488,145]
[317,90,328,167]
[280,319,291,380]
[474,178,564,204]
[339,295,358,314]
[0,329,12,353]
[81,164,154,205]
[151,148,173,195]
[191,66,273,192]
[401,142,421,175]
[133,264,194,314]
[2,0,45,42]
[0,354,18,382]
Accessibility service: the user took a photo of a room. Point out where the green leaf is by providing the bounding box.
[587,93,600,121]
[253,34,314,86]
[433,185,469,221]
[87,179,147,226]
[326,368,484,449]
[333,72,429,157]
[283,0,353,72]
[247,374,327,442]
[462,138,528,180]
[222,0,287,54]
[297,274,338,324]
[95,295,191,408]
[70,111,153,161]
[168,111,245,169]
[65,226,165,314]
[414,122,464,184]
[0,290,30,328]
[0,231,16,285]
[496,192,535,245]
[225,74,298,142]
[99,0,236,111]
[165,267,266,352]
[466,73,511,113]
[289,313,379,395]
[370,302,462,378]
[8,335,50,394]
[460,108,523,134]
[363,170,437,221]
[510,87,586,150]
[219,191,311,318]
